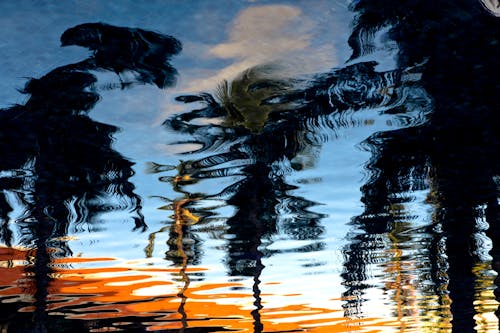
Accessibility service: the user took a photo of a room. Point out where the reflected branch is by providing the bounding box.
[342,0,499,329]
[0,22,181,331]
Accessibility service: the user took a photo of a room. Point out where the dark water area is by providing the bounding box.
[0,1,499,332]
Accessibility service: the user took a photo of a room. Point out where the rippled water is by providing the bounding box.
[0,1,499,332]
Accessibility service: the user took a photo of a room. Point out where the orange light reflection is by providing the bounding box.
[0,246,466,332]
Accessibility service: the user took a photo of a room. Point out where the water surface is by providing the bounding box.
[0,1,498,332]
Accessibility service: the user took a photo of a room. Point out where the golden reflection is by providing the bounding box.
[385,211,454,332]
[383,200,500,332]
[148,158,209,331]
[473,262,499,332]
[385,220,420,332]
[144,159,206,259]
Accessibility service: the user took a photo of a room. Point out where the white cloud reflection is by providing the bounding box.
[210,5,309,59]
[179,5,338,93]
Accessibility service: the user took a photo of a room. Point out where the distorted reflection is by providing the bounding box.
[0,23,181,332]
[60,22,182,89]
[159,35,431,333]
[340,0,499,331]
[0,0,498,332]
[158,1,498,332]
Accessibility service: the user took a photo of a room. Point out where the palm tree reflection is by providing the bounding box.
[341,0,499,330]
[0,2,494,330]
[0,22,181,332]
[160,53,428,331]
[162,1,498,331]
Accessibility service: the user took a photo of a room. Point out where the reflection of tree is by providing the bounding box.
[60,22,182,89]
[161,53,426,330]
[0,23,181,332]
[340,0,499,330]
[161,1,498,331]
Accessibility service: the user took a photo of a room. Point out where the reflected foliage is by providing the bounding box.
[0,23,181,332]
[161,1,499,332]
[341,0,499,330]
[164,49,427,275]
[161,31,430,332]
[0,1,497,331]
[60,22,182,88]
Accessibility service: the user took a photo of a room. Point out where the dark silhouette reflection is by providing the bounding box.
[161,2,498,331]
[340,0,499,331]
[160,49,427,331]
[0,23,181,332]
[60,22,182,88]
[165,55,425,269]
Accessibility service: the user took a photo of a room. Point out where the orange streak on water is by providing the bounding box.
[0,247,421,332]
